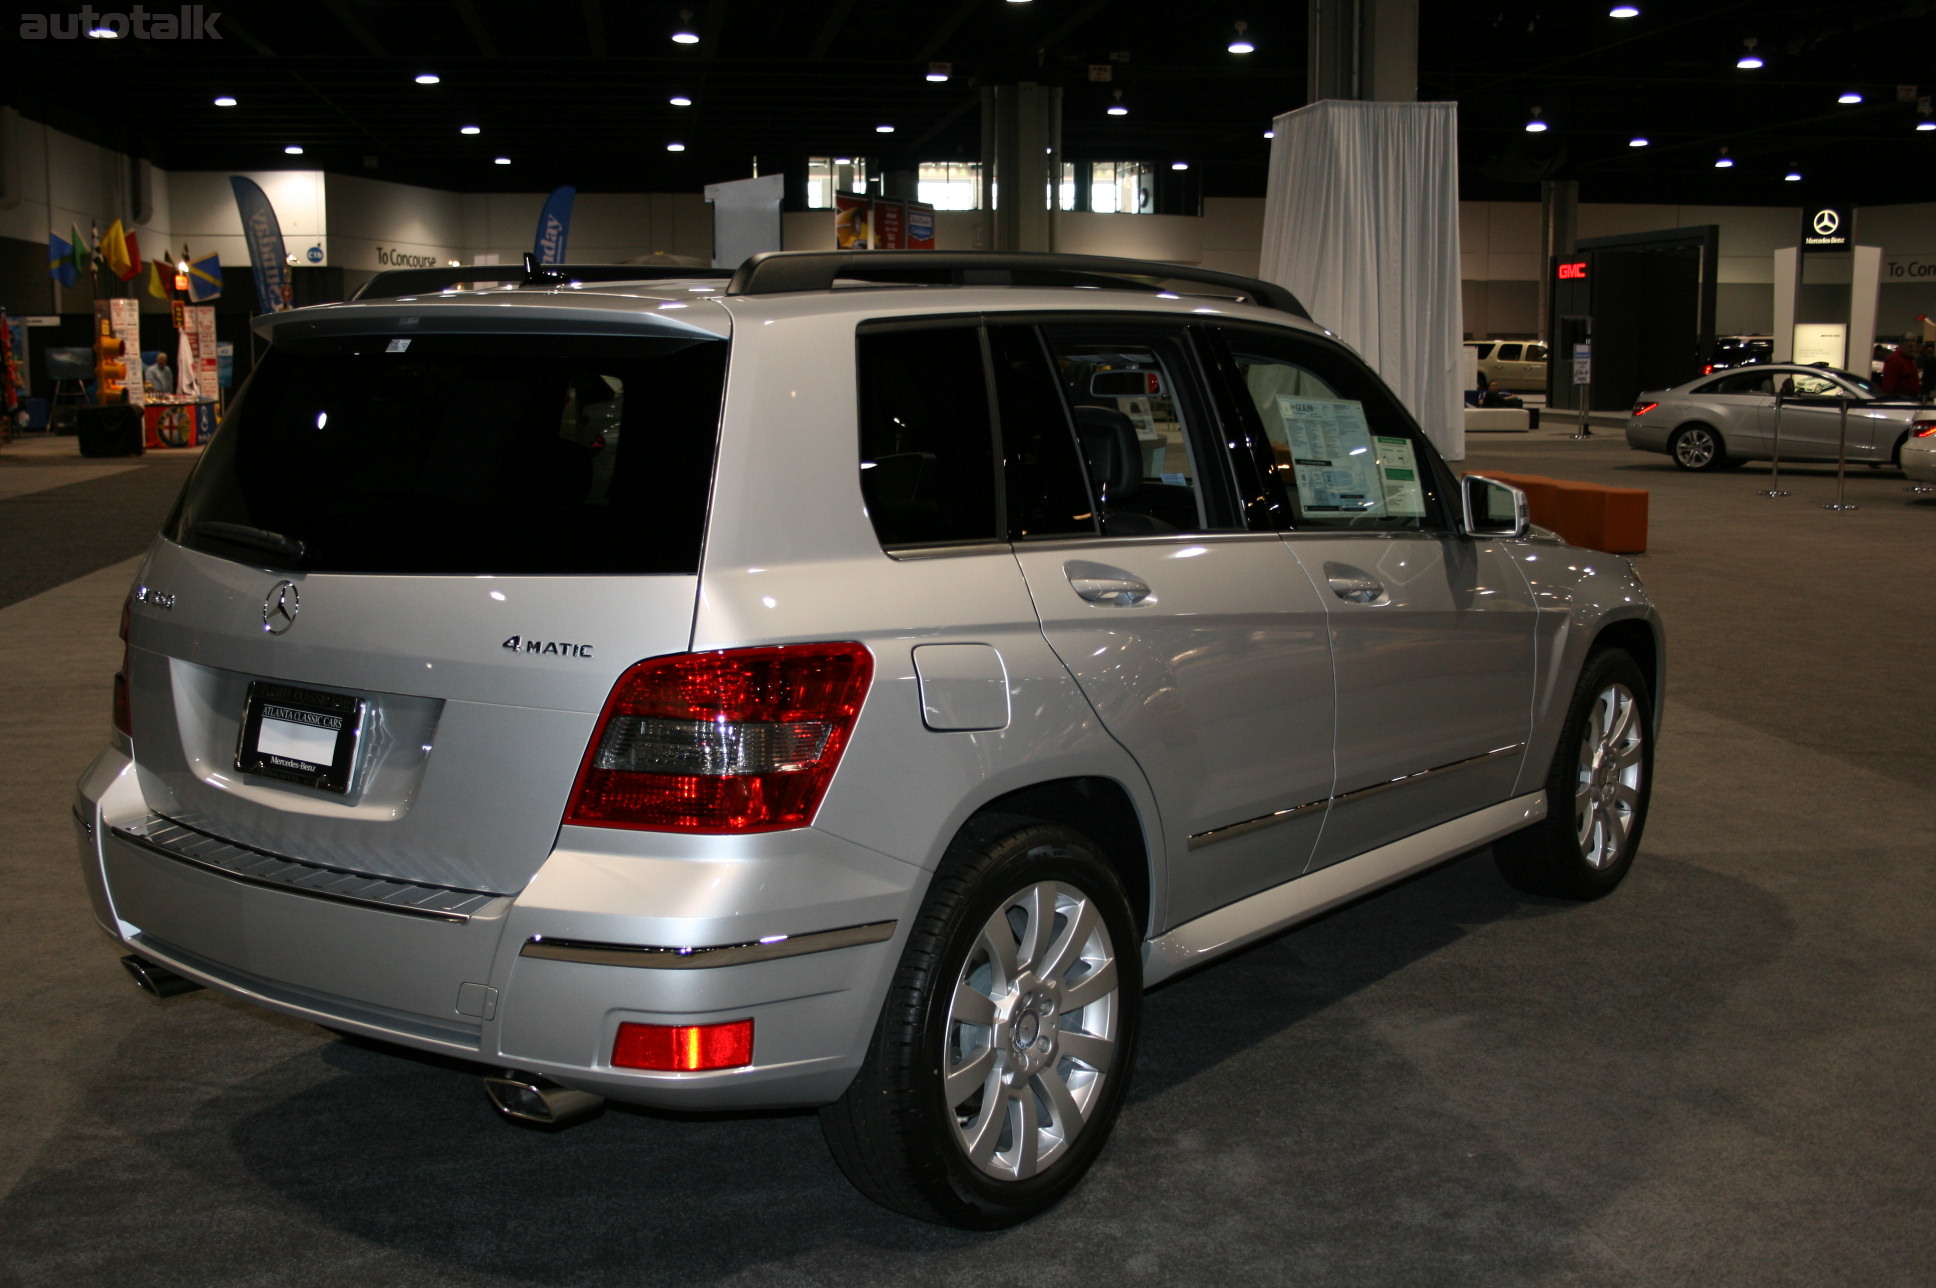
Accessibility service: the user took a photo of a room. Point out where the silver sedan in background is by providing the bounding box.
[1628,365,1935,471]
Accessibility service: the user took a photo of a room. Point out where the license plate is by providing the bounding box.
[235,682,364,794]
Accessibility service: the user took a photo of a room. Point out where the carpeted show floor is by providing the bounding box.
[1,428,1930,1286]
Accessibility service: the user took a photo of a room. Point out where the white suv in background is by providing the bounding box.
[1467,338,1550,392]
[77,251,1663,1228]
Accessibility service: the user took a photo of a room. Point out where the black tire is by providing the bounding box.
[1669,423,1726,471]
[1494,649,1654,900]
[820,818,1142,1229]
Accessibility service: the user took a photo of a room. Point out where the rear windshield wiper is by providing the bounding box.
[186,521,309,566]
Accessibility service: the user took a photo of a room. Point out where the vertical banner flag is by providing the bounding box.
[229,176,293,313]
[534,186,576,264]
[102,220,135,280]
[69,225,90,279]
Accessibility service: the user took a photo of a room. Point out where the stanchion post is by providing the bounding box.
[1824,396,1858,511]
[1758,392,1791,497]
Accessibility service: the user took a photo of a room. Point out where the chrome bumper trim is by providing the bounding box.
[109,814,504,923]
[519,919,898,969]
[1188,744,1526,851]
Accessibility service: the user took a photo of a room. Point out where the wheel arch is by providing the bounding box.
[961,777,1154,939]
[1591,615,1664,733]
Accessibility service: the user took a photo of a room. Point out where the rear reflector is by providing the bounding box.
[566,642,872,833]
[612,1019,754,1071]
[1632,402,1658,417]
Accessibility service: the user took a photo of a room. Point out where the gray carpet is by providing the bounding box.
[1,431,1930,1286]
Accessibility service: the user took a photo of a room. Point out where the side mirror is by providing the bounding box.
[1462,475,1528,538]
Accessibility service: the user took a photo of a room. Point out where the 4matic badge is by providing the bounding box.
[502,635,594,659]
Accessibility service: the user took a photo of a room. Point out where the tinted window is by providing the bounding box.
[985,327,1096,541]
[170,332,724,575]
[1698,370,1773,395]
[1527,344,1549,361]
[856,323,1000,547]
[1469,342,1496,359]
[1218,327,1448,532]
[1496,343,1523,361]
[1039,324,1239,536]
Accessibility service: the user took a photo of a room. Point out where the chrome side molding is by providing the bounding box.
[1188,744,1527,851]
[520,919,898,970]
[1149,791,1547,986]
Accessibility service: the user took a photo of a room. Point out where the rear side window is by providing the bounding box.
[856,324,1000,548]
[1496,343,1523,361]
[170,332,725,575]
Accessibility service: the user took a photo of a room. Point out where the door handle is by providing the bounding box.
[1070,576,1152,606]
[1325,569,1386,605]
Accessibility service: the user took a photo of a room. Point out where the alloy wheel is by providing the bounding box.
[1575,682,1645,868]
[944,880,1120,1181]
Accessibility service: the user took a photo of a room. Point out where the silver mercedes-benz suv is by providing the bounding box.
[75,250,1663,1228]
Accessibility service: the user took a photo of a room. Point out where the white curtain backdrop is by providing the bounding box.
[1259,100,1465,460]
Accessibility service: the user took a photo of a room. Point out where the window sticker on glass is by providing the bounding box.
[1275,396,1381,513]
[1372,435,1427,517]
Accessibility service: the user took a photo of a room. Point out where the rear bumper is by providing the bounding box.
[1625,418,1671,453]
[76,743,919,1110]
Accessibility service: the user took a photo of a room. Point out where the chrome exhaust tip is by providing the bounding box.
[120,955,204,998]
[484,1072,606,1128]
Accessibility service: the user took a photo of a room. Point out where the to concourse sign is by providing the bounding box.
[1802,205,1851,253]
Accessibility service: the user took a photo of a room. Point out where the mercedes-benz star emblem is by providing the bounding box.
[262,580,300,635]
[1812,209,1841,236]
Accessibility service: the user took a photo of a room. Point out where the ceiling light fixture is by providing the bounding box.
[213,95,237,107]
[1918,120,1936,131]
[1838,90,1863,104]
[1107,90,1128,116]
[927,62,951,82]
[1736,38,1762,69]
[1629,135,1649,147]
[669,95,693,106]
[284,145,304,155]
[494,156,511,165]
[1228,21,1254,54]
[667,142,686,151]
[415,73,441,85]
[460,125,481,135]
[876,124,895,133]
[86,22,119,38]
[1784,168,1803,181]
[1525,107,1548,133]
[671,10,699,43]
[1263,129,1275,139]
[1609,5,1640,16]
[1172,161,1190,170]
[1714,147,1733,168]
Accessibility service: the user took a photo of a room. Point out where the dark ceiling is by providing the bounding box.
[4,0,1933,209]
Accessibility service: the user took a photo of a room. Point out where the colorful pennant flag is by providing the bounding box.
[68,224,90,278]
[122,228,144,282]
[48,232,77,286]
[146,247,175,300]
[186,252,223,302]
[102,219,134,280]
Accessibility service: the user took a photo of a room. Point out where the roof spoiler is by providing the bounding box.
[350,258,733,301]
[723,250,1309,319]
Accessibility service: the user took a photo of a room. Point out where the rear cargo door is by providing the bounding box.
[125,320,728,896]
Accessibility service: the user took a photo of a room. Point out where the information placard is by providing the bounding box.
[1273,397,1426,518]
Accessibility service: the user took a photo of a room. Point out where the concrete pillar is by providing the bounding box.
[1307,0,1418,104]
[1539,180,1577,346]
[979,83,1061,252]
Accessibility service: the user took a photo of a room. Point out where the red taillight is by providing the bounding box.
[565,642,873,833]
[1914,420,1936,439]
[112,598,133,738]
[612,1019,754,1071]
[1632,402,1658,417]
[1702,364,1713,375]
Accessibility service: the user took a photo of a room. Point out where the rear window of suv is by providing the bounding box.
[169,331,726,575]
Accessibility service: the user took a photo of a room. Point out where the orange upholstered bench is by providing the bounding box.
[1461,470,1648,554]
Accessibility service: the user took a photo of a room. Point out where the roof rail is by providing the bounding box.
[350,263,732,301]
[724,250,1309,319]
